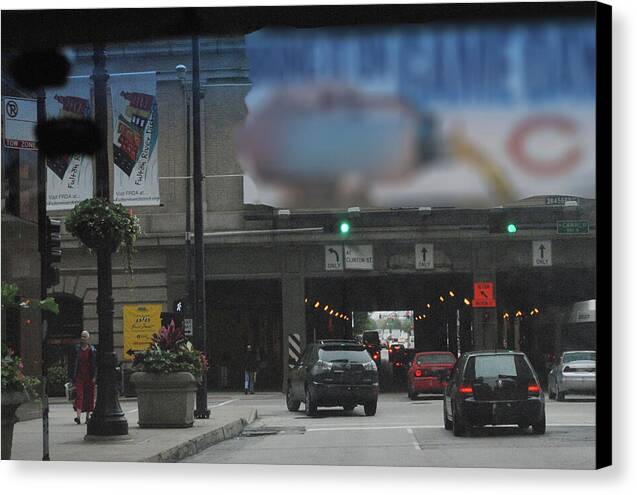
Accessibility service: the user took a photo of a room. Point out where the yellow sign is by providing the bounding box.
[123,304,162,361]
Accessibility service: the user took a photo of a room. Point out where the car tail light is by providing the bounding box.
[388,348,393,353]
[394,361,402,367]
[458,384,473,395]
[414,369,423,377]
[373,353,379,361]
[528,381,540,396]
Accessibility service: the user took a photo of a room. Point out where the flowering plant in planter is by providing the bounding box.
[1,345,40,398]
[65,198,142,275]
[132,321,208,379]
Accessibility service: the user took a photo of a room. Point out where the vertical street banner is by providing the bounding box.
[45,77,94,210]
[123,304,162,361]
[110,72,160,206]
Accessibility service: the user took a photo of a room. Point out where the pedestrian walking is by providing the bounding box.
[243,344,258,394]
[70,330,97,424]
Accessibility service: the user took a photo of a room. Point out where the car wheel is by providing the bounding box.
[532,414,546,435]
[556,384,565,402]
[364,401,377,416]
[443,404,452,430]
[452,403,466,437]
[342,405,355,412]
[305,386,317,417]
[286,383,300,412]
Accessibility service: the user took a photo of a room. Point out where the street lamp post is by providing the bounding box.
[86,43,128,437]
[191,36,209,419]
[177,64,195,332]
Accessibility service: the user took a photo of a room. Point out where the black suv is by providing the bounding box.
[443,350,546,436]
[286,340,379,416]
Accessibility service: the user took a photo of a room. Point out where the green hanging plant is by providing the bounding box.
[65,198,143,275]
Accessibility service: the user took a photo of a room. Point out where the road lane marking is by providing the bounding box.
[305,423,594,432]
[211,399,238,408]
[406,428,421,450]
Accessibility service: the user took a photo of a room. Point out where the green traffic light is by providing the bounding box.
[339,221,350,234]
[507,223,517,233]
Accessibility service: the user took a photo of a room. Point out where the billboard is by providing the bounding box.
[238,22,596,208]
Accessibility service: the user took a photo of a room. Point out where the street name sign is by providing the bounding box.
[532,240,552,267]
[325,245,343,271]
[557,220,589,234]
[472,282,496,307]
[2,97,38,150]
[345,245,374,270]
[415,243,434,269]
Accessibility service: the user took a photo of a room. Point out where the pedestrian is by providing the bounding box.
[70,330,97,424]
[243,344,258,395]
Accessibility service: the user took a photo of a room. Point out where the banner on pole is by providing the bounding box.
[123,304,162,361]
[45,77,94,210]
[110,72,160,206]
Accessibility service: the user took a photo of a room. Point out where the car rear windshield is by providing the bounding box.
[563,352,596,363]
[319,348,372,363]
[416,353,455,365]
[464,354,533,381]
[362,332,380,344]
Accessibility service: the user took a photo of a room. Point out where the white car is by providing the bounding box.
[548,351,596,401]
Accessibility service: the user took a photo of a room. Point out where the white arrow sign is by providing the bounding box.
[325,245,343,271]
[415,243,434,269]
[532,240,552,267]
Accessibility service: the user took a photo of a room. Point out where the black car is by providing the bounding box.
[361,330,382,367]
[443,350,546,436]
[286,340,379,416]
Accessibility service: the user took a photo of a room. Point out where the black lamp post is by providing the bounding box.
[191,36,209,419]
[86,43,128,437]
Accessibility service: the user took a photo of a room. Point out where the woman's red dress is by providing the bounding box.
[74,346,95,413]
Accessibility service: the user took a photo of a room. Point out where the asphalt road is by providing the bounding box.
[182,392,596,469]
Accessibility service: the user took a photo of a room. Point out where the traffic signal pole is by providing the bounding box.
[36,89,50,461]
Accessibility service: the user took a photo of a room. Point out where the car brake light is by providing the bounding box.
[373,353,379,361]
[458,384,473,394]
[414,369,423,377]
[528,381,540,395]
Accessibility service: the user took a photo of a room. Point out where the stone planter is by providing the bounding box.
[130,372,198,428]
[1,391,29,460]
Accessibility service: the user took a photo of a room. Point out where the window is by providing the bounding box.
[563,351,596,363]
[465,354,533,381]
[416,353,456,365]
[319,348,371,363]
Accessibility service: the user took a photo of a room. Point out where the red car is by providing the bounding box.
[407,351,456,399]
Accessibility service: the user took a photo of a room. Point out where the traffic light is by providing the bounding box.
[324,217,352,236]
[488,215,518,234]
[338,220,351,235]
[45,217,62,288]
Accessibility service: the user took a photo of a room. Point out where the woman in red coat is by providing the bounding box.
[71,330,97,424]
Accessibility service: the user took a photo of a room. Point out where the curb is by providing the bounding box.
[143,408,258,463]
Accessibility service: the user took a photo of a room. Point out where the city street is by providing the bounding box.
[183,393,595,469]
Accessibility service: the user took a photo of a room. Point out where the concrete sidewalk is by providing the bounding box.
[9,392,264,463]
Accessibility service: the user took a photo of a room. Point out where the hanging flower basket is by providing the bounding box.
[65,198,142,275]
